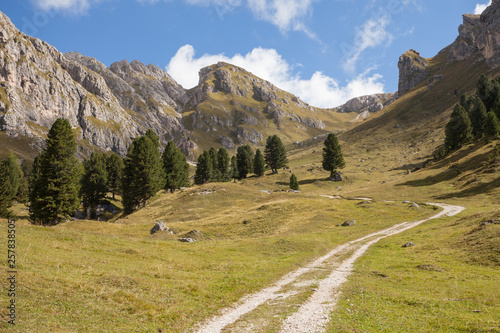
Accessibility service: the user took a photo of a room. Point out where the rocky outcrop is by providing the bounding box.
[449,0,500,67]
[397,49,429,96]
[337,93,396,113]
[0,10,189,156]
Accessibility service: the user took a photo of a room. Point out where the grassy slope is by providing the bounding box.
[0,158,436,332]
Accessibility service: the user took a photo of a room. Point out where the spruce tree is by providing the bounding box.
[0,161,13,218]
[236,145,254,179]
[4,152,22,200]
[208,147,220,181]
[469,97,488,136]
[492,88,500,119]
[194,151,213,185]
[264,135,288,173]
[444,104,474,152]
[217,148,231,182]
[106,152,124,199]
[289,174,299,191]
[476,74,496,110]
[122,134,165,214]
[28,118,81,225]
[162,141,190,192]
[80,152,108,219]
[322,133,346,180]
[485,111,500,137]
[230,155,239,180]
[253,148,266,177]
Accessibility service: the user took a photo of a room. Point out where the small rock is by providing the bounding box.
[178,238,195,243]
[342,220,356,227]
[403,242,416,247]
[410,203,420,208]
[150,220,166,235]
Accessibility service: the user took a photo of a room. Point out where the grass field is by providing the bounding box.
[1,133,499,331]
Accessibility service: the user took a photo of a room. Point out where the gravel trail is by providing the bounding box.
[195,203,465,333]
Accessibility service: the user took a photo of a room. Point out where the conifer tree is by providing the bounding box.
[322,133,346,180]
[16,160,29,203]
[106,152,124,199]
[289,174,299,191]
[208,147,220,181]
[492,88,500,119]
[230,155,239,180]
[236,145,254,179]
[4,152,22,200]
[80,152,108,219]
[217,147,231,182]
[28,118,81,225]
[469,97,488,136]
[194,151,213,185]
[476,74,496,110]
[264,135,288,173]
[444,104,474,152]
[122,134,165,214]
[253,149,266,177]
[0,161,13,218]
[485,111,500,137]
[162,141,190,192]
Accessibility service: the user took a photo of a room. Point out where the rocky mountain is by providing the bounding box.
[2,0,500,161]
[449,0,500,67]
[0,10,353,160]
[396,0,500,98]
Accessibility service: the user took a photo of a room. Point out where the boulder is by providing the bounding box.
[178,238,195,243]
[342,220,356,227]
[150,220,167,235]
[330,172,344,182]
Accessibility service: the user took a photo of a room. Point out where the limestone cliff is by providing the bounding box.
[397,49,429,96]
[449,0,500,67]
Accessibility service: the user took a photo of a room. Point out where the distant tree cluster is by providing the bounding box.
[194,135,288,184]
[25,119,191,225]
[445,74,500,152]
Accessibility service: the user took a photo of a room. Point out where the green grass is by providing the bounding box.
[0,176,434,332]
[327,209,500,332]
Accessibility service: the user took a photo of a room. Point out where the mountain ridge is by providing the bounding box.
[1,0,500,160]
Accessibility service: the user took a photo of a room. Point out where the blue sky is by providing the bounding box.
[0,0,493,108]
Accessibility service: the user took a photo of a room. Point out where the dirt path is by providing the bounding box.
[194,203,465,333]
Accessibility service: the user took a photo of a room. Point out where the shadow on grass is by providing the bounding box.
[275,178,331,186]
[398,150,493,188]
[435,176,500,199]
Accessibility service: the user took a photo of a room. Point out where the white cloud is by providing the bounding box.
[166,45,385,108]
[33,0,91,13]
[247,0,315,33]
[183,0,242,14]
[343,15,393,73]
[474,0,492,14]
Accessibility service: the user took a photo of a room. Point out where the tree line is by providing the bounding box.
[193,135,289,184]
[444,74,500,153]
[0,117,345,225]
